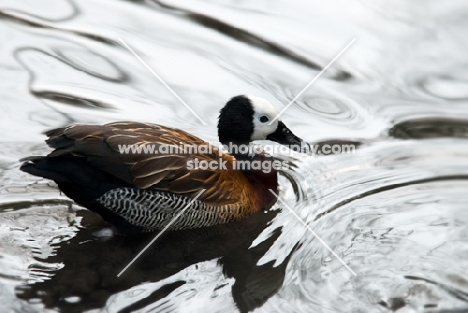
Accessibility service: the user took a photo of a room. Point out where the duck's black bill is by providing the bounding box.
[266,121,310,153]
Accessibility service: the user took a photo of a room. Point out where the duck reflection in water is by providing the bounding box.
[16,208,299,313]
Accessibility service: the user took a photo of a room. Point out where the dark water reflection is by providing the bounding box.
[16,209,290,313]
[390,118,468,139]
[1,0,468,312]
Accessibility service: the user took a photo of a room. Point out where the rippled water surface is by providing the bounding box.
[1,0,468,312]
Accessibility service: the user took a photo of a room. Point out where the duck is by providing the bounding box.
[20,95,308,234]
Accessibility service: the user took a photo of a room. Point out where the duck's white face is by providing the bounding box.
[247,95,280,141]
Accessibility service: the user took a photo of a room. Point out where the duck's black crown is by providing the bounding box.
[218,95,255,145]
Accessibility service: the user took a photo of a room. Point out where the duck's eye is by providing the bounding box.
[259,115,269,123]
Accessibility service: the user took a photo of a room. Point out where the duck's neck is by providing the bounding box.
[243,164,278,209]
[222,141,278,209]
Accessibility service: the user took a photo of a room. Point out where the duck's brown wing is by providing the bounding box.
[45,121,242,206]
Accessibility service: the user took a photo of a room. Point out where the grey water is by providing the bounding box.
[1,0,468,312]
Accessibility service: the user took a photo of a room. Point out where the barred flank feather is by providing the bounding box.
[97,188,242,230]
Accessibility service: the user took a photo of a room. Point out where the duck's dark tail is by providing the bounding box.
[20,156,144,234]
[21,156,81,184]
[20,156,121,197]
